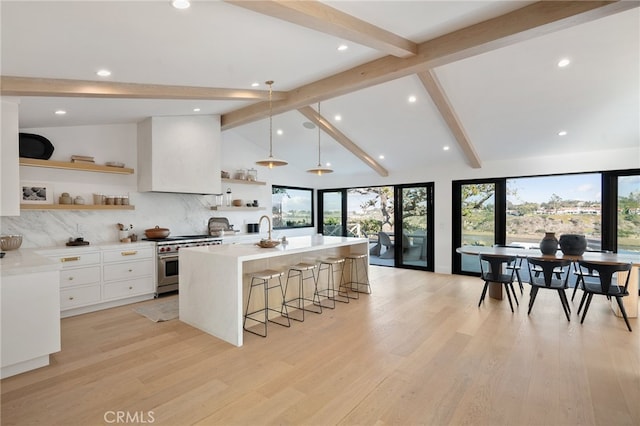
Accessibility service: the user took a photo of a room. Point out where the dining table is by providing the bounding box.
[456,245,640,318]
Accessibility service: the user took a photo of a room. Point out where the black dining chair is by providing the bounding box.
[570,250,611,301]
[526,257,573,321]
[478,253,519,312]
[494,245,525,294]
[576,260,633,332]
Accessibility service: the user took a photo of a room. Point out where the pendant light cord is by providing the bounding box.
[267,80,274,157]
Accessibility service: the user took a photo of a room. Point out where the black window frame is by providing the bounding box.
[452,168,640,275]
[271,185,315,230]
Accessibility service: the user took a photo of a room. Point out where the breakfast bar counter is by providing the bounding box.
[179,236,369,346]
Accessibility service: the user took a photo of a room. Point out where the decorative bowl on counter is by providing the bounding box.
[256,239,280,248]
[1,235,23,251]
[144,226,170,239]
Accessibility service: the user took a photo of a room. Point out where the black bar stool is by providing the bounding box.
[317,256,349,307]
[283,262,321,322]
[243,269,290,337]
[340,253,371,299]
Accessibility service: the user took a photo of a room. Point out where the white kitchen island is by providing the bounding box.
[179,235,369,346]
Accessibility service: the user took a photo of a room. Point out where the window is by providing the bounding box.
[272,186,314,229]
[452,169,640,275]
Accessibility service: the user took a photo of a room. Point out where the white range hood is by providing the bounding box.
[137,115,221,194]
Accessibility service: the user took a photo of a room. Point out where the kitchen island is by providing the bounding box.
[179,235,369,346]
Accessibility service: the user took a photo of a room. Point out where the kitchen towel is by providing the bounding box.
[132,297,178,322]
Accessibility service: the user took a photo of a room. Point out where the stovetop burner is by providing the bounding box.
[143,234,223,253]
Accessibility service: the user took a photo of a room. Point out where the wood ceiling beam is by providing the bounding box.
[222,1,636,130]
[225,0,417,58]
[417,70,481,169]
[0,76,286,101]
[298,105,388,177]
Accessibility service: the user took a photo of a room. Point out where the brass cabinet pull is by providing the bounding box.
[121,251,137,256]
[129,286,133,290]
[128,269,133,272]
[68,276,74,280]
[69,296,74,300]
[61,256,80,262]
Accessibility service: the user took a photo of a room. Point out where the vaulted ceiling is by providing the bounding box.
[2,1,638,177]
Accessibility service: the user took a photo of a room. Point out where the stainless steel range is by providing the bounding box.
[144,235,222,295]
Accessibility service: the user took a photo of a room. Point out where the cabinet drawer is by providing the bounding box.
[47,252,101,268]
[60,285,101,310]
[103,247,154,263]
[103,277,154,300]
[60,266,101,288]
[103,259,154,282]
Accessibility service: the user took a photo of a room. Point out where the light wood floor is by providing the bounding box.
[2,266,638,426]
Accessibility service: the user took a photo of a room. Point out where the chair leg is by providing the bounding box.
[580,293,594,324]
[509,283,519,306]
[571,274,583,302]
[515,269,523,294]
[615,297,633,332]
[577,291,588,315]
[504,283,515,313]
[528,287,539,315]
[558,289,571,322]
[478,282,489,307]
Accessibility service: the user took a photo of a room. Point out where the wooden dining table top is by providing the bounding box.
[457,245,640,266]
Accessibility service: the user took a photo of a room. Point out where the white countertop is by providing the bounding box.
[1,241,155,276]
[180,235,369,261]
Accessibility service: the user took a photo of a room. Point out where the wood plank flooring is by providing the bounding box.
[2,266,638,425]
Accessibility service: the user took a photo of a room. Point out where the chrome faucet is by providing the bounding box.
[258,215,272,241]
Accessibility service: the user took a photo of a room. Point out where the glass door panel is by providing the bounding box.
[460,183,496,273]
[617,175,640,254]
[322,191,344,236]
[397,184,432,270]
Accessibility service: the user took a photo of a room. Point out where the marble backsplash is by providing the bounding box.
[1,192,227,248]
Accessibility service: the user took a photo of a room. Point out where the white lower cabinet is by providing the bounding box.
[1,269,61,379]
[39,242,156,317]
[102,247,154,301]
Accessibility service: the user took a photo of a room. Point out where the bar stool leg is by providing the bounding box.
[317,257,348,307]
[340,254,371,299]
[283,263,321,322]
[243,271,290,338]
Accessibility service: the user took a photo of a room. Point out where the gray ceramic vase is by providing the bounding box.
[539,232,558,255]
[559,234,587,255]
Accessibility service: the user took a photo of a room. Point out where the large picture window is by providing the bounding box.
[272,186,314,229]
[453,169,639,275]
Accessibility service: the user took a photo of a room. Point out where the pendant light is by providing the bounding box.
[255,81,288,168]
[307,102,333,175]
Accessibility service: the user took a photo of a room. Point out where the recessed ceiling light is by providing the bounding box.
[276,129,283,136]
[326,162,332,167]
[557,58,571,68]
[193,108,201,112]
[379,155,385,160]
[251,82,259,87]
[302,121,315,129]
[558,130,567,136]
[443,146,450,151]
[171,0,190,9]
[96,69,111,77]
[334,115,342,121]
[408,95,417,103]
[337,44,348,52]
[54,110,66,115]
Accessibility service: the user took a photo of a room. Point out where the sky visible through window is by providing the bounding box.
[507,174,601,204]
